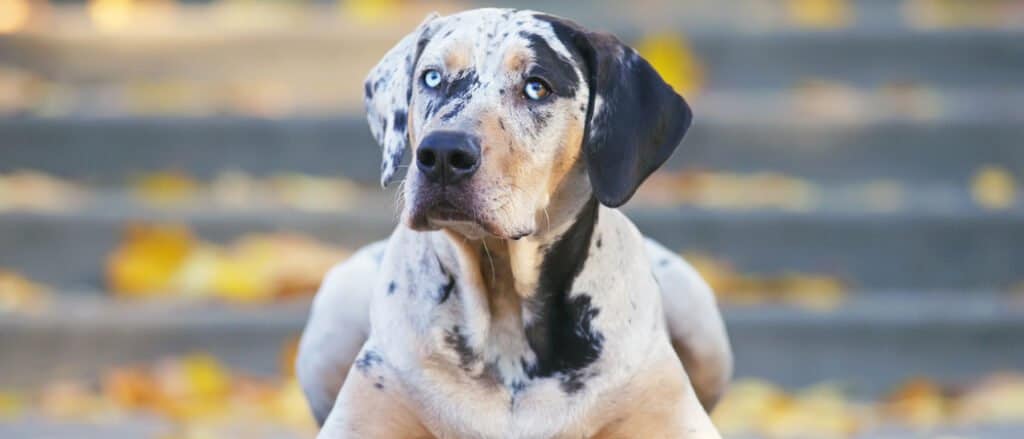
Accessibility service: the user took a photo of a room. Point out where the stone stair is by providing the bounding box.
[1,4,1022,438]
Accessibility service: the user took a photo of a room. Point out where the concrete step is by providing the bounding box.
[2,196,1022,291]
[1,28,1021,103]
[2,116,1021,186]
[2,293,1021,397]
[1,186,1022,290]
[489,0,1024,34]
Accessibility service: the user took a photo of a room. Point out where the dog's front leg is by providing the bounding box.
[592,348,723,439]
[317,363,435,439]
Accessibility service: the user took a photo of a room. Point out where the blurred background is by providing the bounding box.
[1,0,1023,438]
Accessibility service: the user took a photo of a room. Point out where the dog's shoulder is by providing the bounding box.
[298,240,387,423]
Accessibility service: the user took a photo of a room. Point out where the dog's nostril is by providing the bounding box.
[449,151,476,170]
[417,149,437,167]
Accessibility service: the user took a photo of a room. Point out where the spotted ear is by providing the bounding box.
[364,13,441,187]
[543,17,693,207]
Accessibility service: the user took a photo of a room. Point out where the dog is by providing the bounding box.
[297,8,732,438]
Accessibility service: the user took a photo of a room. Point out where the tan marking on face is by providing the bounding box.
[444,41,473,72]
[503,48,529,74]
[544,116,585,197]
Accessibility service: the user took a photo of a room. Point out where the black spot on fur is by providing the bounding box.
[523,199,604,393]
[392,110,407,132]
[560,370,587,393]
[497,117,506,130]
[527,107,552,133]
[440,100,466,122]
[387,148,403,173]
[437,260,456,303]
[509,379,526,396]
[424,100,437,120]
[521,32,580,99]
[659,258,670,267]
[374,382,384,390]
[387,281,397,295]
[439,274,456,302]
[443,326,479,372]
[355,350,383,372]
[364,80,374,99]
[444,69,478,101]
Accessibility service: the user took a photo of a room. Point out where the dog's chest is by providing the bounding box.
[370,210,667,437]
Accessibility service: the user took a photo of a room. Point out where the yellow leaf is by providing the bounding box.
[787,0,852,29]
[971,166,1016,210]
[0,391,23,419]
[634,33,704,96]
[712,379,790,436]
[107,223,194,296]
[133,171,199,206]
[103,366,159,409]
[340,0,401,23]
[153,354,231,420]
[884,377,948,429]
[211,255,272,303]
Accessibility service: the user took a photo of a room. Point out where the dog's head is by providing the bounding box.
[365,9,692,239]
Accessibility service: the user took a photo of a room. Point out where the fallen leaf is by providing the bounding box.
[107,223,194,297]
[634,32,705,96]
[132,171,200,207]
[787,0,853,28]
[971,166,1016,210]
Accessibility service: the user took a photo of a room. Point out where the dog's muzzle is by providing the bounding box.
[416,131,481,186]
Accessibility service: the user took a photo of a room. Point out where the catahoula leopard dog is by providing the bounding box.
[297,8,733,439]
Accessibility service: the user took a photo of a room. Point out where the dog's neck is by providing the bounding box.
[440,180,599,380]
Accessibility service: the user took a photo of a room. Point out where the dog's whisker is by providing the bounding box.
[480,238,497,285]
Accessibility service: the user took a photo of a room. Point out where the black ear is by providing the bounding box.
[542,17,693,207]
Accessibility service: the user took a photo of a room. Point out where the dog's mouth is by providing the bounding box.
[408,193,479,230]
[428,200,475,223]
[407,193,525,239]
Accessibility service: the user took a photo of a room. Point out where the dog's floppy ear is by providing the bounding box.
[543,17,693,207]
[364,13,441,187]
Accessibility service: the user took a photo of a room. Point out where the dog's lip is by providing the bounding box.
[426,200,474,222]
[416,198,532,239]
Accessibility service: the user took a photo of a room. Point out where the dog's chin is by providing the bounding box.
[405,203,533,240]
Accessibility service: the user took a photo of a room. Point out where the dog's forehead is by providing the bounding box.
[424,9,576,73]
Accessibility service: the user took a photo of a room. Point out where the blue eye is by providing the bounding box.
[423,69,443,88]
[524,78,551,101]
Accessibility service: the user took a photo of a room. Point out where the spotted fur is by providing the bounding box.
[303,8,731,439]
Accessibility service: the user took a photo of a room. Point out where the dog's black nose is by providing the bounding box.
[416,131,481,185]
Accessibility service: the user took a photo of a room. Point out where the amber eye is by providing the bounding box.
[523,78,551,101]
[423,69,443,88]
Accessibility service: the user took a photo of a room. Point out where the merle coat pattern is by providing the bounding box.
[298,9,732,439]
